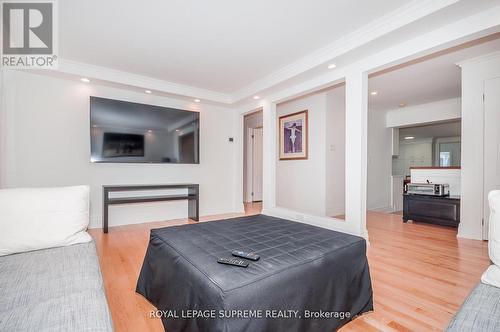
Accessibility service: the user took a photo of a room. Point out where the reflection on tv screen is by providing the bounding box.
[90,97,200,164]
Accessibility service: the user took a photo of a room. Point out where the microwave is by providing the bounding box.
[406,183,450,196]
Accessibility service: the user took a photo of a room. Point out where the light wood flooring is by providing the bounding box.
[89,205,489,332]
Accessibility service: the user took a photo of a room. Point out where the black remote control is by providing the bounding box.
[231,250,260,261]
[217,257,249,268]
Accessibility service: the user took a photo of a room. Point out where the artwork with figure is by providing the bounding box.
[279,110,308,160]
[283,120,303,153]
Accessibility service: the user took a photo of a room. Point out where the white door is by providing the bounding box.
[483,77,500,239]
[252,128,263,201]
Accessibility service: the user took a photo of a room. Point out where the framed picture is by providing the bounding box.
[279,110,308,160]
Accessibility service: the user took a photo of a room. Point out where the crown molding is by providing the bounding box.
[266,4,500,106]
[230,0,460,103]
[57,59,232,104]
[47,0,498,106]
[456,50,500,67]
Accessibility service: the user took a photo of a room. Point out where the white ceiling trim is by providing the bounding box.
[456,49,500,67]
[230,0,460,102]
[57,59,232,104]
[50,1,500,106]
[51,0,459,105]
[265,5,500,105]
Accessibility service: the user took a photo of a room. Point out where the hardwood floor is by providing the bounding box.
[243,201,263,215]
[342,212,489,332]
[89,208,489,332]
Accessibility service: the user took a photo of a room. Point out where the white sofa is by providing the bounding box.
[0,186,113,331]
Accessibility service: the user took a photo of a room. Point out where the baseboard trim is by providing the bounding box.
[368,206,394,213]
[263,206,366,239]
[456,231,483,241]
[88,208,241,229]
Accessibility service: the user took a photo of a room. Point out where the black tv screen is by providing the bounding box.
[90,97,200,164]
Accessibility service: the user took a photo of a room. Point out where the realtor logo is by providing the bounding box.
[1,0,57,68]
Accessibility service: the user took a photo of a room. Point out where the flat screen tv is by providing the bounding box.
[90,97,200,164]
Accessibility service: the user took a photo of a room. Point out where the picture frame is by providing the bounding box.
[278,110,308,160]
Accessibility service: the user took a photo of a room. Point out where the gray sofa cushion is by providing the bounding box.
[0,241,113,332]
[446,282,500,331]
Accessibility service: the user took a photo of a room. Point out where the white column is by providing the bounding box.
[262,101,277,212]
[232,109,245,213]
[345,71,369,238]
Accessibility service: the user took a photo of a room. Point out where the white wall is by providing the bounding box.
[410,168,461,196]
[274,86,347,218]
[243,110,263,202]
[369,97,462,212]
[247,7,500,239]
[392,138,433,176]
[460,52,500,240]
[1,70,238,228]
[325,86,346,217]
[386,98,461,128]
[367,108,392,211]
[276,93,327,216]
[0,69,5,188]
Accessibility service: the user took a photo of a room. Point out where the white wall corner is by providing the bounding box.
[345,70,369,238]
[456,228,483,241]
[232,110,245,212]
[460,51,500,240]
[262,101,277,211]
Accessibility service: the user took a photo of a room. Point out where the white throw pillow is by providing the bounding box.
[481,190,500,288]
[0,185,92,256]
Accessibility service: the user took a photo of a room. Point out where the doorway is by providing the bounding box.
[243,110,263,211]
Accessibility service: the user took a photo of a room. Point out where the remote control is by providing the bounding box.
[231,250,260,261]
[217,257,249,268]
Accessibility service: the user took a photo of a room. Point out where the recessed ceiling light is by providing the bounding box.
[145,90,152,94]
[253,96,260,100]
[404,136,415,140]
[370,91,378,96]
[175,129,180,132]
[147,130,152,133]
[399,103,407,107]
[327,63,337,69]
[194,99,200,103]
[80,78,90,83]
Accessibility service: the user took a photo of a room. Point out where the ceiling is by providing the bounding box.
[368,35,500,111]
[399,120,461,141]
[52,1,500,104]
[59,0,413,93]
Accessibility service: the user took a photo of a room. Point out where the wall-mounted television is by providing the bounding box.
[90,97,200,164]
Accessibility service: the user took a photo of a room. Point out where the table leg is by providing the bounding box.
[188,186,199,221]
[103,189,109,233]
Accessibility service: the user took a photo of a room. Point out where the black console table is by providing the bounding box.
[403,194,460,227]
[102,184,199,233]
